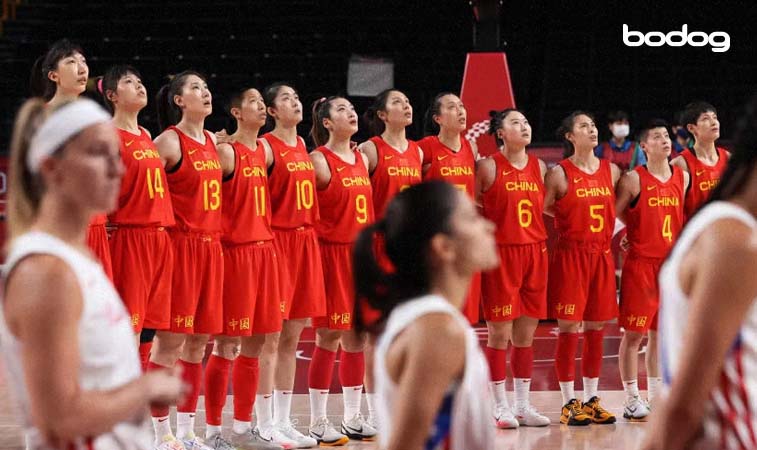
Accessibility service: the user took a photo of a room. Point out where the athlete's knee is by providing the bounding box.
[213,336,240,359]
[487,321,511,348]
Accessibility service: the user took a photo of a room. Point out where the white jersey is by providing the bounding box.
[0,232,152,450]
[660,201,757,450]
[373,294,494,450]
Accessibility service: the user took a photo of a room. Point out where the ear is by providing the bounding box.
[106,89,117,104]
[433,113,442,126]
[47,70,59,84]
[266,105,277,119]
[173,93,184,109]
[322,116,332,131]
[429,233,455,265]
[686,123,697,135]
[230,107,242,121]
[377,109,388,122]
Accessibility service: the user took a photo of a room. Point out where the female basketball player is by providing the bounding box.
[30,39,112,280]
[260,83,328,446]
[670,101,729,220]
[202,86,302,449]
[544,111,621,426]
[358,89,423,428]
[354,180,498,450]
[615,120,688,421]
[308,96,376,445]
[418,92,480,324]
[641,97,757,450]
[476,109,550,429]
[149,71,226,449]
[98,65,175,372]
[0,97,184,450]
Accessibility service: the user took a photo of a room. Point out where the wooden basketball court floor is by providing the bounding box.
[0,322,652,449]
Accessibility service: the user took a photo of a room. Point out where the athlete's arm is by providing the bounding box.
[610,162,621,187]
[614,170,640,224]
[260,138,274,168]
[154,129,182,169]
[3,256,184,447]
[543,165,568,217]
[217,142,235,178]
[470,139,480,161]
[474,157,496,207]
[538,158,548,179]
[358,140,378,174]
[670,154,688,173]
[386,313,465,450]
[641,220,757,450]
[309,150,331,190]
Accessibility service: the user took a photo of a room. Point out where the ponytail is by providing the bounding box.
[362,89,398,137]
[423,91,455,136]
[352,221,394,333]
[309,96,340,147]
[155,70,206,131]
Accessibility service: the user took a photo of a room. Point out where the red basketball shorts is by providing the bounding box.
[482,242,548,322]
[312,241,355,330]
[87,223,113,280]
[548,241,618,322]
[222,240,283,336]
[168,231,223,335]
[273,227,327,320]
[110,226,173,332]
[463,272,482,324]
[619,255,662,333]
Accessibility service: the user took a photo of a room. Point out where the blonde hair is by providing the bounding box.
[7,98,56,244]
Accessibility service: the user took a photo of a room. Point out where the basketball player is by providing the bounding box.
[29,39,112,280]
[149,71,225,449]
[615,120,688,421]
[358,88,423,428]
[202,86,299,449]
[97,65,175,373]
[308,96,377,445]
[544,111,621,425]
[354,181,498,450]
[642,97,757,450]
[670,101,729,220]
[477,109,550,428]
[0,97,184,450]
[418,92,481,324]
[260,83,328,445]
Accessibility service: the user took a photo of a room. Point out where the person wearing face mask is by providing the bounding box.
[594,110,646,172]
[671,111,693,154]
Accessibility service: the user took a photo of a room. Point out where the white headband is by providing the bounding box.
[27,99,112,173]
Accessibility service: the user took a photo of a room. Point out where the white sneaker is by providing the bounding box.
[366,414,378,431]
[623,396,651,421]
[205,434,237,450]
[308,416,349,446]
[155,435,187,450]
[514,404,550,427]
[275,419,318,448]
[228,428,285,450]
[180,434,214,450]
[256,425,298,449]
[494,405,519,429]
[340,413,377,441]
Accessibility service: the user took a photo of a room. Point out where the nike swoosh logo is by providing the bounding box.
[573,177,583,183]
[158,418,168,423]
[353,387,362,391]
[647,185,656,191]
[541,247,547,252]
[264,394,272,399]
[125,140,134,147]
[240,154,247,160]
[385,155,393,160]
[336,166,347,172]
[604,249,611,254]
[503,170,514,176]
[280,151,291,157]
[437,155,449,161]
[696,169,706,176]
[188,149,198,155]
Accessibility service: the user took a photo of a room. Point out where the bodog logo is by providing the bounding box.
[623,24,730,53]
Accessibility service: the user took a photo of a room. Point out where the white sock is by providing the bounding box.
[583,377,599,402]
[232,419,251,435]
[559,381,575,405]
[205,424,222,440]
[623,379,640,401]
[514,378,531,409]
[343,385,363,421]
[489,380,509,408]
[647,376,662,403]
[255,393,274,429]
[176,412,196,439]
[273,389,293,425]
[309,388,329,425]
[152,415,172,441]
[366,393,377,420]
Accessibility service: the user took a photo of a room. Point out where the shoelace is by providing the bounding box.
[313,416,338,434]
[569,401,585,416]
[210,435,235,450]
[588,399,611,416]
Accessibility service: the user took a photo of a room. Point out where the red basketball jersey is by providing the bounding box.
[681,147,729,219]
[315,147,375,243]
[554,159,615,244]
[481,153,547,245]
[221,141,274,244]
[109,127,175,226]
[165,126,222,233]
[369,136,422,218]
[263,133,319,229]
[626,165,685,259]
[91,214,107,225]
[419,135,475,198]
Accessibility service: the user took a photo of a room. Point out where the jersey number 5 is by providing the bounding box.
[589,204,605,233]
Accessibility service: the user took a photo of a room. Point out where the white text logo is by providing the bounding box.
[623,24,730,53]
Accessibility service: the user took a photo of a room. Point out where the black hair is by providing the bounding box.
[488,108,525,147]
[681,101,717,129]
[29,39,85,101]
[97,64,142,113]
[423,92,457,136]
[556,110,595,158]
[636,118,670,143]
[262,81,296,131]
[310,96,342,147]
[155,70,206,130]
[363,89,403,137]
[353,180,460,333]
[607,110,629,124]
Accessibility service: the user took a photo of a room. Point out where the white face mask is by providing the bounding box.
[611,124,630,139]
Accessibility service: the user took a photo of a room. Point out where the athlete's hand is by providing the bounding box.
[215,129,232,144]
[144,364,187,406]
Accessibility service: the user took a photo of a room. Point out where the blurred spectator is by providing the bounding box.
[594,110,646,171]
[671,110,693,153]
